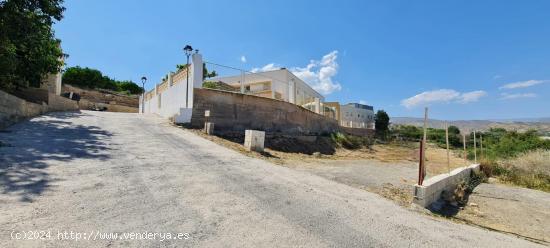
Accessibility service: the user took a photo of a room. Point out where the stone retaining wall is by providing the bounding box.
[0,90,78,129]
[190,88,339,135]
[340,126,375,137]
[48,93,79,112]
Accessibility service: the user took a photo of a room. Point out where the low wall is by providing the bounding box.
[340,126,375,137]
[13,87,49,104]
[48,93,79,112]
[0,90,47,129]
[413,164,480,208]
[78,99,138,113]
[0,90,78,129]
[190,88,339,135]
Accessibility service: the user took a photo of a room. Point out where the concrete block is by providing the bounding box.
[204,122,214,135]
[412,164,480,208]
[244,130,265,152]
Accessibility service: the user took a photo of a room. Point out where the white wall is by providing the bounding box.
[340,103,375,128]
[140,53,203,123]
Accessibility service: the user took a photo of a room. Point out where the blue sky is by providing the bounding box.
[54,0,550,120]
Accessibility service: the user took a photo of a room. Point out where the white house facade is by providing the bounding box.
[212,69,325,113]
[340,103,375,129]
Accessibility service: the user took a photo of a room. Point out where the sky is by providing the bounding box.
[54,0,550,120]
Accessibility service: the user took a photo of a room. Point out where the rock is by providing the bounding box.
[468,202,478,207]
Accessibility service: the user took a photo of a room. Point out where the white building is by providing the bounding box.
[340,103,375,129]
[212,68,325,113]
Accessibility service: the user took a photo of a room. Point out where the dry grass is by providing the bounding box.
[183,126,469,177]
[500,149,550,176]
[480,149,550,192]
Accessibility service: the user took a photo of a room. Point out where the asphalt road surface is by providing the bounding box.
[0,111,541,247]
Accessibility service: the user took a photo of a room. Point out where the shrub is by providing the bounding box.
[391,125,462,147]
[330,132,370,150]
[479,157,550,192]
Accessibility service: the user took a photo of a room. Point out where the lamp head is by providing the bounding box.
[183,45,193,56]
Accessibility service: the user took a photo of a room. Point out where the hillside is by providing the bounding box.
[63,84,139,112]
[391,117,550,134]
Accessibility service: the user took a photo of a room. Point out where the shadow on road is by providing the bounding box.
[0,112,112,202]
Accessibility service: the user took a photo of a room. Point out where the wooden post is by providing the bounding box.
[445,122,450,174]
[418,140,424,185]
[473,130,477,164]
[463,133,467,166]
[480,134,483,161]
[422,107,428,179]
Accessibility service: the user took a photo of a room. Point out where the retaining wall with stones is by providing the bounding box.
[0,90,78,129]
[340,126,375,137]
[190,88,339,135]
[48,93,79,112]
[413,164,480,208]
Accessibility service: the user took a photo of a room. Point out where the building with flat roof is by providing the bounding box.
[211,68,325,113]
[339,103,375,129]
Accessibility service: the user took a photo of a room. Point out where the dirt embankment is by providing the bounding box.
[63,84,139,112]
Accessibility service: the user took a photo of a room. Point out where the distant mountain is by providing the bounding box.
[391,117,550,134]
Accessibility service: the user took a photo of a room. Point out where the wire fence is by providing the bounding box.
[416,107,486,184]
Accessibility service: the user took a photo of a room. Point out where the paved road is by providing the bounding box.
[0,111,541,247]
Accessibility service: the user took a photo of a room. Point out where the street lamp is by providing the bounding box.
[183,44,193,108]
[141,76,147,114]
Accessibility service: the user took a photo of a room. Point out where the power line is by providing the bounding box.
[204,60,292,85]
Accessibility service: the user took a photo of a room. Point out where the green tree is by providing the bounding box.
[62,66,142,94]
[203,63,218,79]
[118,81,143,94]
[176,63,218,79]
[375,110,390,139]
[0,0,65,92]
[448,125,460,135]
[62,66,105,89]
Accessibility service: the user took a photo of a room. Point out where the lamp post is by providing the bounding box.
[141,76,147,114]
[183,45,193,108]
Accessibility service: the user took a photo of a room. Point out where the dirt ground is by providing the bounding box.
[454,183,550,244]
[184,128,550,245]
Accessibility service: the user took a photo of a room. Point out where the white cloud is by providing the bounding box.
[499,80,548,90]
[500,93,537,100]
[493,75,502,80]
[240,55,247,63]
[458,90,487,103]
[359,100,368,105]
[250,51,342,95]
[401,89,487,109]
[401,89,459,109]
[251,63,279,73]
[291,50,342,95]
